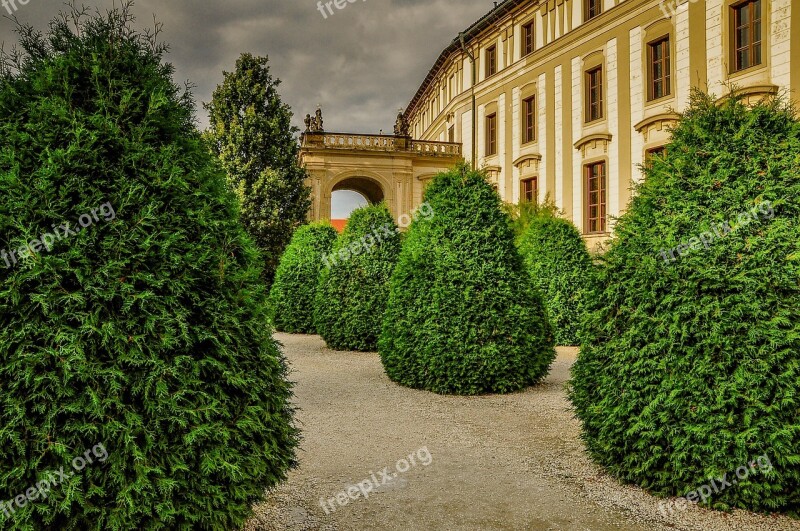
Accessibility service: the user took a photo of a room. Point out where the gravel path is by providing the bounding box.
[244,334,800,531]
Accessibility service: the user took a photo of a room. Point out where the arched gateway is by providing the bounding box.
[299,111,462,223]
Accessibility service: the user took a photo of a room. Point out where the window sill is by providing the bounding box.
[729,63,767,78]
[644,93,675,107]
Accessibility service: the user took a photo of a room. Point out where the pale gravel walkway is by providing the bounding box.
[244,334,800,531]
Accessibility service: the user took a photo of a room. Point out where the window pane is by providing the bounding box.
[523,24,534,55]
[737,5,749,25]
[737,27,749,48]
[585,162,606,232]
[737,49,749,69]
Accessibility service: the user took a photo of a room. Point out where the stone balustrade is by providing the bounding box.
[303,132,461,157]
[323,134,396,150]
[410,140,462,156]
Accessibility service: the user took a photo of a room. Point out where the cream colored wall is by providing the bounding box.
[771,0,792,90]
[301,147,460,224]
[629,26,644,185]
[537,73,548,205]
[407,0,797,244]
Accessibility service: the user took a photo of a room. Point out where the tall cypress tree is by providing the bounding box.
[315,204,401,352]
[0,4,297,529]
[571,92,800,513]
[270,222,338,334]
[379,166,556,395]
[204,53,310,284]
[518,214,595,346]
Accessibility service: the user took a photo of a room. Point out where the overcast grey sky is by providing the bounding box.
[1,0,495,218]
[1,0,494,134]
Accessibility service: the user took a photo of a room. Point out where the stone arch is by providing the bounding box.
[323,170,395,220]
[332,177,385,205]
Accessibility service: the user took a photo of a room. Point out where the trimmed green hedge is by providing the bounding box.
[571,91,800,514]
[314,204,401,351]
[270,223,338,333]
[379,165,556,395]
[518,214,594,346]
[0,6,297,530]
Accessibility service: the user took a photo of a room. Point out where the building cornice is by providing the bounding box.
[574,133,613,151]
[404,0,531,120]
[634,112,680,133]
[513,153,542,167]
[406,0,659,127]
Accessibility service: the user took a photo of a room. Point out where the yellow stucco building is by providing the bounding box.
[302,0,797,247]
[403,0,798,248]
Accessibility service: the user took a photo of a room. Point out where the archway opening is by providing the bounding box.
[330,177,385,230]
[331,190,369,219]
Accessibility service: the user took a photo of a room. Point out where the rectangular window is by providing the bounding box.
[486,113,497,156]
[586,162,607,233]
[450,74,457,98]
[585,0,602,21]
[585,67,603,122]
[486,45,497,77]
[646,146,666,161]
[448,125,455,143]
[645,146,667,168]
[522,22,534,56]
[732,0,762,72]
[523,96,536,144]
[521,177,538,203]
[648,36,671,101]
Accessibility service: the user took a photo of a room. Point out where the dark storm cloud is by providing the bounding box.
[0,0,494,134]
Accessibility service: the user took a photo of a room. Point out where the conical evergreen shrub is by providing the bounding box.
[270,222,337,333]
[379,166,556,395]
[0,6,297,529]
[518,213,594,346]
[571,91,800,514]
[314,204,401,351]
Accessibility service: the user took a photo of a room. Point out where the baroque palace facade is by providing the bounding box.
[402,0,798,248]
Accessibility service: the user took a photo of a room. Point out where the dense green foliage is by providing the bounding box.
[571,91,800,514]
[270,223,337,334]
[503,195,561,241]
[205,53,310,284]
[315,204,401,351]
[0,6,297,529]
[379,166,556,395]
[518,215,594,345]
